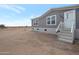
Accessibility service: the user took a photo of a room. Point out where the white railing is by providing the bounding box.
[71,23,75,39]
[71,23,75,44]
[56,21,75,33]
[56,22,61,32]
[71,24,75,33]
[56,21,64,33]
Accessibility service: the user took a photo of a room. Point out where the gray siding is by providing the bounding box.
[75,8,79,39]
[32,10,68,28]
[76,8,79,29]
[31,6,79,39]
[32,19,33,26]
[32,18,39,27]
[32,9,76,29]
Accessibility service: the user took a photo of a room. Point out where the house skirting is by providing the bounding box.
[32,27,56,34]
[75,29,79,39]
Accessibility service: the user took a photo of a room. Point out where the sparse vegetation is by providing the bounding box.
[26,26,28,28]
[0,24,6,29]
[0,27,78,54]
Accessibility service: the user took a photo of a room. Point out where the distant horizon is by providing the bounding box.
[0,4,74,26]
[5,26,31,27]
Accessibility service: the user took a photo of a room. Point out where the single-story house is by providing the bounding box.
[31,5,79,44]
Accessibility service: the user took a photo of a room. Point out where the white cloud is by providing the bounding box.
[23,16,31,26]
[26,19,31,26]
[15,5,25,11]
[0,18,26,26]
[0,15,32,26]
[29,14,41,19]
[9,7,21,14]
[0,4,25,14]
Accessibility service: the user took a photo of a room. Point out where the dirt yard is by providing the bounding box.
[0,27,79,55]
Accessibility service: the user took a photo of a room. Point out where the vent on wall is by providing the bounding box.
[44,29,47,31]
[37,28,39,30]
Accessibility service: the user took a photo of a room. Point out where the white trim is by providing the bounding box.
[46,16,50,25]
[46,15,57,25]
[51,15,57,25]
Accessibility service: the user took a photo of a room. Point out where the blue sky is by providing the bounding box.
[0,4,73,26]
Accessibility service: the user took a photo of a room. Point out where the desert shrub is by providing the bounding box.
[0,24,6,29]
[26,26,28,28]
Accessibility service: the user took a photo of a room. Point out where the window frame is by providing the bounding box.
[46,15,56,25]
[66,13,69,19]
[33,19,39,26]
[46,16,51,25]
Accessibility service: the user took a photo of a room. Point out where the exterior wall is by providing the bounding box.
[32,10,65,34]
[33,27,57,34]
[75,8,79,39]
[32,17,39,27]
[76,8,79,29]
[31,6,79,42]
[32,19,33,26]
[75,29,79,39]
[32,8,77,35]
[32,10,67,28]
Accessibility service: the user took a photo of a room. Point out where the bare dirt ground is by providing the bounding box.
[0,27,79,55]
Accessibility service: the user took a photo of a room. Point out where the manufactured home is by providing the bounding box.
[32,5,79,44]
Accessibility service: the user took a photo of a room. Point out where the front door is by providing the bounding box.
[64,10,76,29]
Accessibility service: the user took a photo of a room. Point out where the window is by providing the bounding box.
[66,13,69,19]
[33,19,38,26]
[51,15,56,24]
[46,15,56,25]
[33,23,35,25]
[47,17,50,24]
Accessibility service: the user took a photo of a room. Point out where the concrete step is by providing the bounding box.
[58,32,72,37]
[60,31,72,34]
[63,28,71,31]
[58,38,74,43]
[58,35,73,40]
[57,29,74,43]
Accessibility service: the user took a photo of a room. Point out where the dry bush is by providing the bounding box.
[0,24,6,29]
